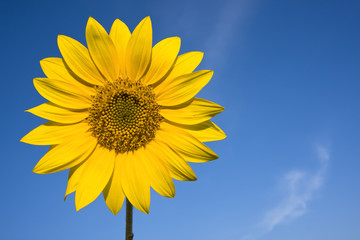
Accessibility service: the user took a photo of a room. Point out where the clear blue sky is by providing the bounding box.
[1,0,360,239]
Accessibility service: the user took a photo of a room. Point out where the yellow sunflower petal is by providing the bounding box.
[120,151,150,214]
[155,51,203,91]
[32,131,97,174]
[58,35,105,85]
[160,97,224,125]
[138,146,175,198]
[157,122,218,163]
[125,16,152,81]
[169,120,226,142]
[147,139,197,181]
[33,78,91,110]
[110,19,131,79]
[26,102,88,124]
[40,57,95,95]
[75,146,115,211]
[86,17,120,81]
[21,121,89,145]
[65,162,86,200]
[155,70,213,106]
[167,51,204,80]
[142,37,181,85]
[103,153,126,215]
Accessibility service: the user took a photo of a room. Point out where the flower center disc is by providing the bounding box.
[87,79,163,153]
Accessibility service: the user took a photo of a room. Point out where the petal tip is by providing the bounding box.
[110,207,120,215]
[32,166,42,174]
[87,16,98,26]
[222,132,227,139]
[20,134,32,144]
[75,198,86,212]
[57,35,66,42]
[172,36,181,42]
[172,36,181,47]
[32,162,50,175]
[169,191,176,198]
[188,174,197,181]
[141,16,152,27]
[136,201,150,214]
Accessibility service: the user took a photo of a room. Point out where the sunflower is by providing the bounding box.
[21,16,225,214]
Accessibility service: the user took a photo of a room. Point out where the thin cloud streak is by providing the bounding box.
[243,146,329,240]
[204,0,255,68]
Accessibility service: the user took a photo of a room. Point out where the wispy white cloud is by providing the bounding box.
[243,146,329,240]
[204,0,256,67]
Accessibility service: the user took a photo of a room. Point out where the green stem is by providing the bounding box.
[125,198,134,240]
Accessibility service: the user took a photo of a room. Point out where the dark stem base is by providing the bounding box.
[125,198,134,240]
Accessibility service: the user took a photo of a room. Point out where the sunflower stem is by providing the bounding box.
[125,198,134,240]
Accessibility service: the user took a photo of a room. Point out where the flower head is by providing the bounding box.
[21,17,225,214]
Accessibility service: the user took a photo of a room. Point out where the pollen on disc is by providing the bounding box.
[87,79,163,153]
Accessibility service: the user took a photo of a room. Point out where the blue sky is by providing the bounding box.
[1,0,360,239]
